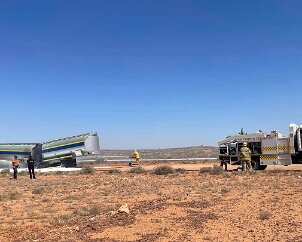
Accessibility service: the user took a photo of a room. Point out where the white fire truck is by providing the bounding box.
[218,124,302,170]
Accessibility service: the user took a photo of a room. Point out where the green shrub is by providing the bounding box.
[175,168,186,174]
[153,166,174,175]
[128,166,146,174]
[80,166,95,174]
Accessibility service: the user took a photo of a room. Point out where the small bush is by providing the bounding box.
[108,169,121,174]
[1,168,10,175]
[199,167,213,173]
[73,205,102,216]
[80,166,95,174]
[220,188,230,194]
[210,165,224,175]
[128,166,146,174]
[7,191,21,200]
[199,165,224,175]
[52,214,75,226]
[259,211,271,220]
[175,168,186,174]
[32,187,44,194]
[153,166,174,175]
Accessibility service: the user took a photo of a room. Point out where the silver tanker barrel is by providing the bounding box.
[0,143,37,168]
[42,132,100,167]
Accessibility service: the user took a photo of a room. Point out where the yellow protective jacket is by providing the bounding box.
[132,151,140,159]
[239,147,251,161]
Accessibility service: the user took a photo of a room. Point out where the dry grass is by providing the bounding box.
[52,213,75,226]
[73,205,103,216]
[7,191,21,200]
[108,168,122,174]
[175,168,186,174]
[199,165,224,175]
[32,187,44,194]
[80,166,96,174]
[259,211,271,220]
[199,167,213,173]
[1,164,302,242]
[128,166,146,174]
[1,168,10,175]
[153,166,174,175]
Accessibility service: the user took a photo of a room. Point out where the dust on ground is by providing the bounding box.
[1,163,302,242]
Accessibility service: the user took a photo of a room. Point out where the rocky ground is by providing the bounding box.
[1,163,302,242]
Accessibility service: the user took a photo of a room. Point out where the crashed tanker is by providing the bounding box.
[42,132,100,167]
[0,143,42,168]
[0,132,100,168]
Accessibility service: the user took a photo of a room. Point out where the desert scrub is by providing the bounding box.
[7,191,21,200]
[175,168,186,174]
[153,166,174,175]
[108,169,121,174]
[259,211,271,220]
[220,187,230,194]
[32,187,44,195]
[52,214,75,226]
[199,165,224,175]
[128,166,146,174]
[1,168,10,175]
[199,167,213,174]
[210,165,224,174]
[80,166,95,174]
[73,205,102,216]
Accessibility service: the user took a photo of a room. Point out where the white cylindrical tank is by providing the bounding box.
[85,132,100,154]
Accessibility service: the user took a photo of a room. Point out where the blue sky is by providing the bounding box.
[0,0,301,148]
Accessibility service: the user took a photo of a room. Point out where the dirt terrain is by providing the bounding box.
[1,163,302,242]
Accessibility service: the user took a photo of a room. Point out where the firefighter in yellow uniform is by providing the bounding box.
[131,150,140,165]
[239,142,252,171]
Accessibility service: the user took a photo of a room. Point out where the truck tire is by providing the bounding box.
[251,160,260,170]
[251,160,267,170]
[259,165,267,170]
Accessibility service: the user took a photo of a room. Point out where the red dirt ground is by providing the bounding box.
[1,162,302,242]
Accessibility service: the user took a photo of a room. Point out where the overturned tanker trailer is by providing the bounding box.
[0,132,100,168]
[41,132,100,167]
[0,143,42,168]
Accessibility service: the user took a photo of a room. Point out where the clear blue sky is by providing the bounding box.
[0,0,301,148]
